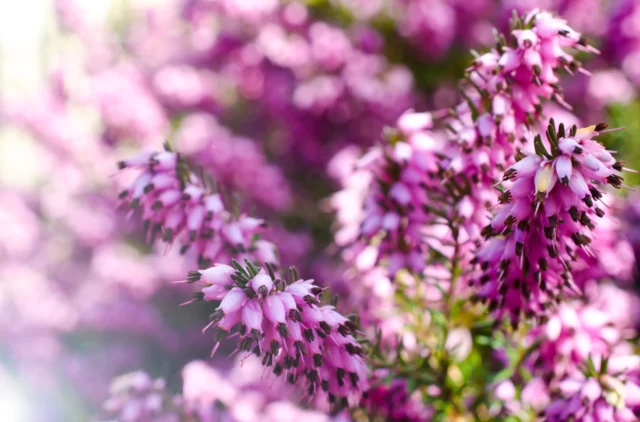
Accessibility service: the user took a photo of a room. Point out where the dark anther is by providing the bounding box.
[579,212,591,226]
[569,206,579,222]
[544,227,555,240]
[273,363,283,376]
[606,174,623,189]
[515,242,524,256]
[538,258,548,271]
[319,321,332,335]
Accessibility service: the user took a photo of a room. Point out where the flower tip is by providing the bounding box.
[535,165,554,194]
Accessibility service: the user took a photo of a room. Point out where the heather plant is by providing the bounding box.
[2,1,640,421]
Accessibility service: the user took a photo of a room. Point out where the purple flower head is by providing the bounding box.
[439,9,598,246]
[330,110,446,276]
[449,9,598,173]
[118,150,277,268]
[182,261,369,404]
[473,120,629,324]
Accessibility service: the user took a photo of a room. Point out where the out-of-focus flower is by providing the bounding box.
[544,355,640,421]
[362,371,433,421]
[606,0,640,86]
[97,371,184,422]
[525,301,621,378]
[586,70,635,108]
[118,150,277,268]
[173,113,292,210]
[331,110,442,276]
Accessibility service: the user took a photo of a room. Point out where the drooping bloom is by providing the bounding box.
[180,261,368,404]
[449,8,599,169]
[118,150,277,268]
[330,10,598,284]
[474,120,628,323]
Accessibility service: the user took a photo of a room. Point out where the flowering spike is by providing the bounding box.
[178,261,369,402]
[117,150,277,267]
[473,121,628,322]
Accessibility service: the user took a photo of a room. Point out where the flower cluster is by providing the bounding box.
[543,355,640,421]
[118,150,278,268]
[473,120,627,323]
[494,281,640,419]
[444,9,598,210]
[5,1,640,420]
[525,301,621,378]
[181,261,368,403]
[332,9,601,286]
[333,111,443,276]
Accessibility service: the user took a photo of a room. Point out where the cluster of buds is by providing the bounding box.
[473,120,629,324]
[179,260,369,404]
[118,150,278,268]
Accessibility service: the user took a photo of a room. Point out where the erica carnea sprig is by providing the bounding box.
[118,150,278,268]
[447,9,599,175]
[474,120,631,324]
[333,110,444,276]
[178,260,368,404]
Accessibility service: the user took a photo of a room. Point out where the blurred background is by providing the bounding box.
[1,0,640,420]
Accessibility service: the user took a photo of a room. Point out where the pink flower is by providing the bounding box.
[118,150,277,268]
[329,110,444,276]
[183,260,369,403]
[525,301,621,378]
[544,355,640,421]
[473,120,628,323]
